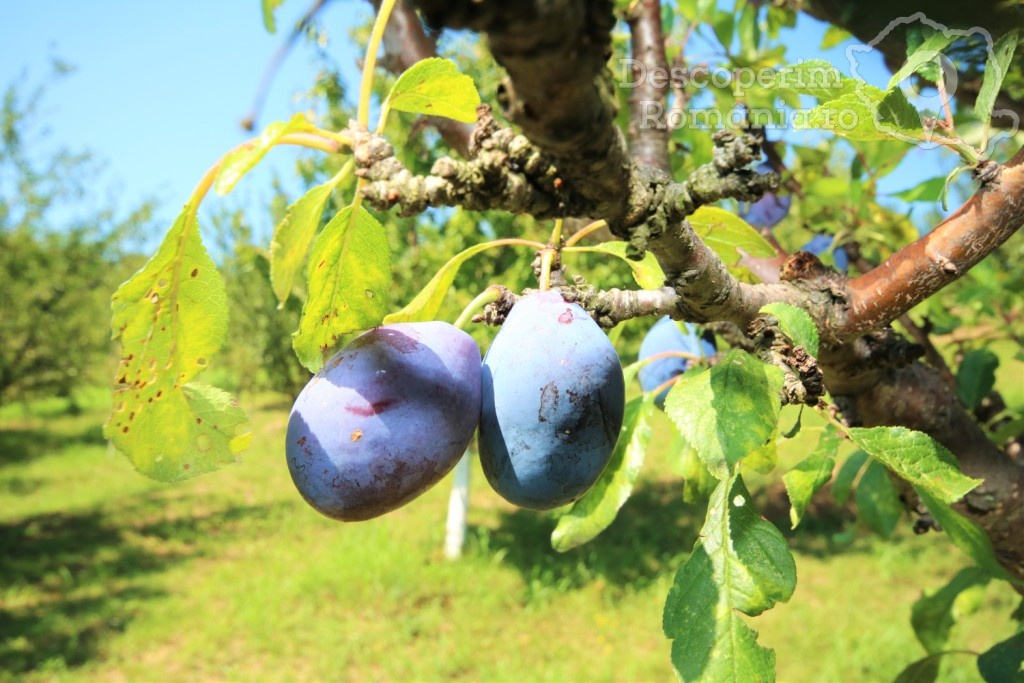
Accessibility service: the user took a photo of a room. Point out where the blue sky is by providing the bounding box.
[1,1,365,241]
[2,2,962,247]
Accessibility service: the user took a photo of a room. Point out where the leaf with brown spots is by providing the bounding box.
[104,204,251,481]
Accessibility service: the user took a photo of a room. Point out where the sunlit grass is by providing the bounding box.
[1,390,1018,682]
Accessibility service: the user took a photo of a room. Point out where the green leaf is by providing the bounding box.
[956,348,999,411]
[262,0,285,32]
[688,206,777,269]
[894,656,941,683]
[695,0,716,22]
[670,429,718,504]
[978,632,1024,682]
[566,242,666,289]
[736,3,759,61]
[912,567,991,654]
[878,87,922,132]
[384,240,513,324]
[293,203,391,372]
[551,396,654,552]
[383,57,481,124]
[805,176,851,200]
[795,93,920,142]
[772,59,871,101]
[781,406,803,439]
[832,450,868,506]
[892,176,947,203]
[975,30,1020,128]
[846,427,980,503]
[820,25,852,50]
[270,171,346,306]
[105,205,251,481]
[710,9,735,51]
[887,30,957,90]
[663,476,795,682]
[855,460,902,537]
[759,302,819,356]
[743,438,779,475]
[664,350,784,479]
[215,114,316,195]
[783,425,841,528]
[940,165,968,212]
[914,487,1017,583]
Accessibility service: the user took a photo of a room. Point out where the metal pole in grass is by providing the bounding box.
[444,287,501,559]
[444,445,473,559]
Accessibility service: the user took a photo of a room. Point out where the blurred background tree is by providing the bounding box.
[0,70,152,407]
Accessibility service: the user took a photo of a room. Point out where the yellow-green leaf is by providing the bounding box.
[105,205,250,481]
[552,396,654,552]
[293,203,391,371]
[783,425,840,528]
[565,241,666,289]
[847,426,981,503]
[384,240,511,324]
[760,302,820,356]
[914,487,1017,583]
[664,349,784,479]
[384,57,481,124]
[262,0,285,32]
[270,169,347,305]
[215,113,317,195]
[689,207,776,270]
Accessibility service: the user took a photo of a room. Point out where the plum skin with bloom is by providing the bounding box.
[286,322,482,521]
[478,291,626,510]
[638,316,716,407]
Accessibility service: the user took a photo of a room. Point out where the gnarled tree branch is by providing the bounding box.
[388,0,1024,581]
[841,150,1024,337]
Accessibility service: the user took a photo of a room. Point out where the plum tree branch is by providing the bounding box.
[411,0,637,226]
[841,149,1024,337]
[626,0,672,173]
[377,0,1024,580]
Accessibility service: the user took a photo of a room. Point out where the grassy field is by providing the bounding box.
[1,387,1020,682]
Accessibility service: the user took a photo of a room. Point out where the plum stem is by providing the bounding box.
[538,219,564,291]
[563,219,607,247]
[454,286,502,329]
[359,0,398,131]
[633,350,702,367]
[188,132,350,209]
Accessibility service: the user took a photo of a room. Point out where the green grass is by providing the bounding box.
[1,392,1019,682]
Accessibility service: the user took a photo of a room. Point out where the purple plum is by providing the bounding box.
[286,322,481,521]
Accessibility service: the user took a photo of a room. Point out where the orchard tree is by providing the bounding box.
[103,1,1024,680]
[0,72,151,405]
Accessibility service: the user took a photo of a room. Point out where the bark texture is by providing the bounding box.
[381,0,1024,582]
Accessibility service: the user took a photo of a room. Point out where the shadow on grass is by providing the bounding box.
[0,422,106,469]
[466,480,705,599]
[469,477,867,602]
[0,495,283,678]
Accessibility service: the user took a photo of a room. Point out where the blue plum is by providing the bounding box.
[478,291,625,510]
[638,316,715,407]
[741,162,791,228]
[286,322,481,521]
[741,192,792,229]
[801,233,849,273]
